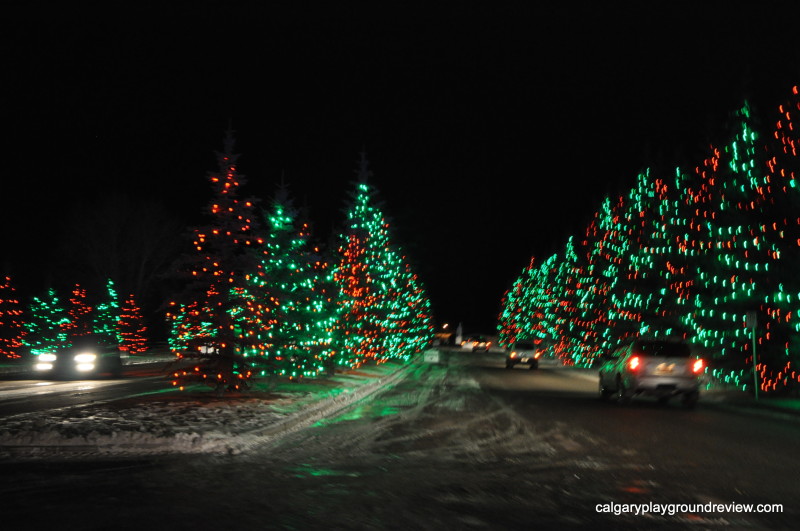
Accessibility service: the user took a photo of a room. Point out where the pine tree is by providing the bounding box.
[118,294,147,354]
[64,284,93,339]
[93,279,121,343]
[168,130,260,393]
[334,153,433,367]
[499,88,800,393]
[248,187,339,379]
[25,288,69,355]
[0,276,27,358]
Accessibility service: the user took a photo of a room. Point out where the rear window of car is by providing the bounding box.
[635,341,690,357]
[515,341,535,350]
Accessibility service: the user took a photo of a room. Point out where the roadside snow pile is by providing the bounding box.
[0,394,294,456]
[0,360,417,458]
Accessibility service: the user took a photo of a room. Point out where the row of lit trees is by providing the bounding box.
[499,85,800,395]
[166,133,434,391]
[0,278,147,358]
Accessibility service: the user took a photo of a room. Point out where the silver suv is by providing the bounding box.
[597,338,704,408]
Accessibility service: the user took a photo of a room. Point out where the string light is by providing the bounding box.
[500,87,800,393]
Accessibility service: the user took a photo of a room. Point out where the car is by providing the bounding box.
[461,335,491,352]
[505,340,541,369]
[33,334,124,379]
[596,338,704,407]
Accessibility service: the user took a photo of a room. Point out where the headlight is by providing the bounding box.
[39,353,57,362]
[75,352,98,363]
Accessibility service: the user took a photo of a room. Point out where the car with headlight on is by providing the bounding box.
[597,338,704,407]
[505,339,541,369]
[33,334,124,379]
[461,335,491,352]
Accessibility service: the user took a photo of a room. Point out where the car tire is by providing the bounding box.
[505,362,514,369]
[110,357,123,378]
[599,378,613,400]
[529,362,538,370]
[682,391,699,409]
[615,376,630,405]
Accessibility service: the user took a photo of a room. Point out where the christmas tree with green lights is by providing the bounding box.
[607,169,685,341]
[25,288,69,355]
[93,279,121,343]
[381,252,435,360]
[334,154,433,368]
[247,187,339,380]
[0,276,27,358]
[499,85,800,393]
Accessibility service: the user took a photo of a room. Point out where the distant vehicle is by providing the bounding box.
[33,334,124,379]
[461,335,491,352]
[434,331,454,346]
[596,338,704,408]
[505,340,541,370]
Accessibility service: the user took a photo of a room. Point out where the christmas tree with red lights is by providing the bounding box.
[168,130,260,393]
[64,283,93,339]
[0,276,27,358]
[118,294,147,354]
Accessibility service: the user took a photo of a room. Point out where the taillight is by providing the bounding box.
[692,359,704,374]
[534,351,542,359]
[628,356,640,371]
[510,352,517,358]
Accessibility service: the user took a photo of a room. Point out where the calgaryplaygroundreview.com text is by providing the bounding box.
[595,501,783,517]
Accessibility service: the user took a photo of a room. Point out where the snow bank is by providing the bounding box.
[0,360,415,458]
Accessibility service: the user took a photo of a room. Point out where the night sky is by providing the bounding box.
[3,1,800,335]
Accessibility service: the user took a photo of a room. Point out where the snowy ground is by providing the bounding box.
[0,357,415,459]
[2,349,799,461]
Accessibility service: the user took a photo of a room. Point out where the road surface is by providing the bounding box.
[1,350,798,529]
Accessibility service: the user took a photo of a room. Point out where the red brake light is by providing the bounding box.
[692,359,704,374]
[629,356,640,371]
[534,351,542,359]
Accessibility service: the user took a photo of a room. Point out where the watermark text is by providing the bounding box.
[596,502,783,516]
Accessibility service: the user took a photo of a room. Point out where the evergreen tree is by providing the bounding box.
[118,294,148,354]
[334,153,433,367]
[248,187,338,379]
[93,279,121,343]
[0,276,27,358]
[64,284,93,339]
[25,288,69,355]
[499,87,800,393]
[168,130,260,393]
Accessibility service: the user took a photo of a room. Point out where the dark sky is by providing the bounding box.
[3,1,800,334]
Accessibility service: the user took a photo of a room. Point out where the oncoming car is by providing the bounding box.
[597,338,704,408]
[505,340,541,370]
[33,334,124,379]
[461,336,491,352]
